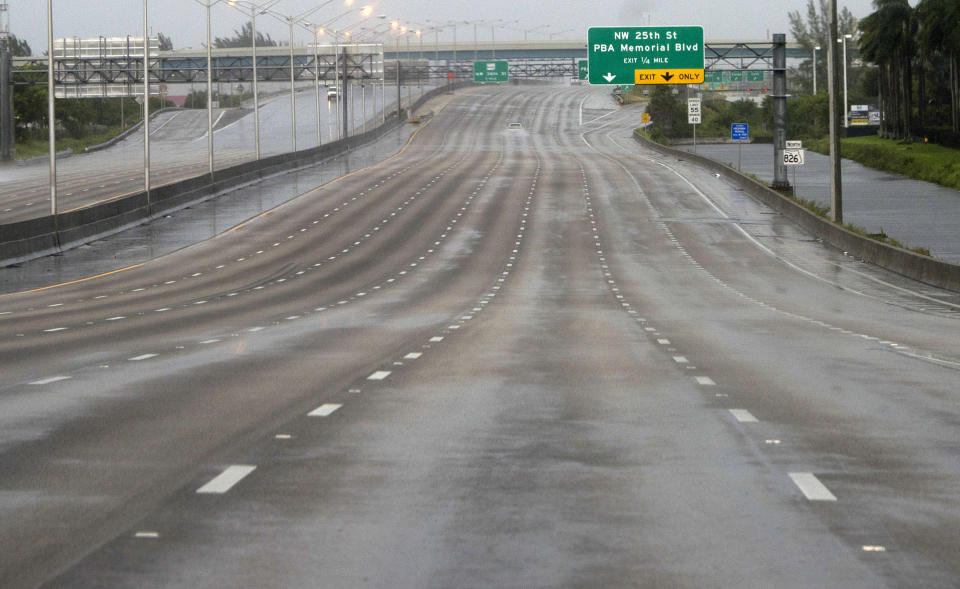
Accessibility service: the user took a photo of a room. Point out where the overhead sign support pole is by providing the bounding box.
[771,33,789,192]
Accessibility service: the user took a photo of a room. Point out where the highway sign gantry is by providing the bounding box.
[474,61,509,83]
[587,26,704,85]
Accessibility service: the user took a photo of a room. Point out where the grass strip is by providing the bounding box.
[808,135,960,192]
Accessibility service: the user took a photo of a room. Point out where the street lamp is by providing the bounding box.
[265,1,342,153]
[142,0,150,204]
[45,0,56,214]
[329,7,378,138]
[813,45,820,95]
[839,33,852,127]
[226,0,281,160]
[518,24,549,40]
[352,21,392,125]
[192,0,229,178]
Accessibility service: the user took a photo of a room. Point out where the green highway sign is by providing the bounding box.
[578,59,588,80]
[474,60,509,83]
[587,26,704,85]
[747,71,765,82]
[730,71,743,82]
[704,70,722,83]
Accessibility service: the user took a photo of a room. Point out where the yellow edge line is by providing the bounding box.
[4,104,446,297]
[1,263,145,297]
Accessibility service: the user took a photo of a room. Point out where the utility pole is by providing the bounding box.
[1,2,13,160]
[827,0,843,223]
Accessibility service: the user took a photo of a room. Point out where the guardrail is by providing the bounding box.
[0,82,473,267]
[633,130,960,293]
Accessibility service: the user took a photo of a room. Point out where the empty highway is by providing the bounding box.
[1,85,959,588]
[0,82,415,224]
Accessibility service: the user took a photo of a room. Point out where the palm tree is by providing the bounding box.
[859,0,915,139]
[916,0,960,133]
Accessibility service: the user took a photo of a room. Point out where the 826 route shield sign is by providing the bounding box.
[588,26,704,85]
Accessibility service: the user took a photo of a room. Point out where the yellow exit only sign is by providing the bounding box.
[635,69,704,84]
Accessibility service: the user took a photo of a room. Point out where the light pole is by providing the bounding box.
[352,22,391,126]
[192,0,228,178]
[840,33,852,127]
[46,0,56,216]
[321,7,378,140]
[266,3,339,154]
[519,24,549,40]
[226,0,281,160]
[142,0,150,205]
[813,45,820,95]
[307,22,323,147]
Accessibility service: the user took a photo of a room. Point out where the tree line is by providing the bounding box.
[790,0,960,144]
[859,0,960,141]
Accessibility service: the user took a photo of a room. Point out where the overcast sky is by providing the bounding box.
[10,0,881,54]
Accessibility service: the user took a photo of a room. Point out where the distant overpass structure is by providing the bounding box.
[10,38,811,89]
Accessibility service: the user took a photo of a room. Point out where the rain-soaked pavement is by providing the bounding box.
[676,142,960,263]
[0,123,418,294]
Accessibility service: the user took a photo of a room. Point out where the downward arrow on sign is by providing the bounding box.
[661,72,674,82]
[603,73,616,82]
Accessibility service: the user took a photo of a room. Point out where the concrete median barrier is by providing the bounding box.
[0,83,473,268]
[633,130,960,293]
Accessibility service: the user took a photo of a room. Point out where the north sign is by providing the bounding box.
[588,26,704,85]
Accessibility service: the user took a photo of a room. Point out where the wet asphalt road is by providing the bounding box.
[1,86,959,588]
[0,82,428,225]
[676,142,960,262]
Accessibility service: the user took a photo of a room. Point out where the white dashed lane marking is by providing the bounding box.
[128,354,158,361]
[367,371,392,381]
[308,403,342,417]
[788,472,837,501]
[404,352,423,360]
[29,376,71,385]
[729,409,759,423]
[196,465,257,494]
[694,376,716,386]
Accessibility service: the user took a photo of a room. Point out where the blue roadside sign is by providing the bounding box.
[731,123,749,141]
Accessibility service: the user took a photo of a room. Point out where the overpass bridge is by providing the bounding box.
[10,38,811,88]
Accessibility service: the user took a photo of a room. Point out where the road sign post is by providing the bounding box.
[688,97,701,152]
[473,60,509,83]
[784,140,804,192]
[587,26,704,85]
[731,122,749,171]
